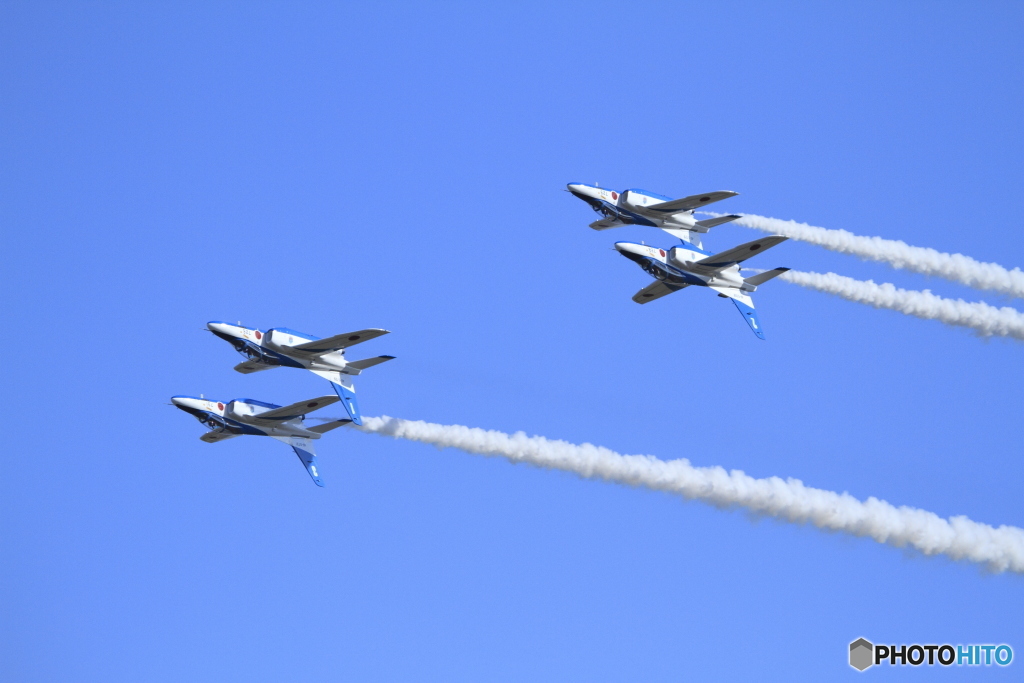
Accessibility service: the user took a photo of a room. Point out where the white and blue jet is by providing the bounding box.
[567,183,789,339]
[171,394,351,486]
[206,322,394,425]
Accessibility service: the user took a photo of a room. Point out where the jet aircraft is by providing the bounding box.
[567,184,789,339]
[567,183,744,246]
[171,394,350,486]
[206,322,393,426]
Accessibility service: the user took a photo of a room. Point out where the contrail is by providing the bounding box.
[711,212,1024,299]
[359,416,1024,573]
[781,270,1024,340]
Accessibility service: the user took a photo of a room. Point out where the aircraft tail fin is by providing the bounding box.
[659,228,702,249]
[709,286,765,340]
[290,439,325,487]
[330,378,362,426]
[270,436,325,486]
[744,267,790,287]
[309,371,364,426]
[731,298,765,340]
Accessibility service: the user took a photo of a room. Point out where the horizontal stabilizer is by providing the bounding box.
[632,281,688,304]
[308,419,352,434]
[645,191,738,214]
[234,361,275,374]
[290,329,389,355]
[744,267,790,287]
[200,430,240,443]
[251,395,339,422]
[696,235,788,269]
[346,355,396,372]
[695,214,741,231]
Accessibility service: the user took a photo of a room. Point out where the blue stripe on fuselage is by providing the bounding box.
[599,200,659,227]
[650,258,707,286]
[267,327,319,341]
[234,398,280,409]
[627,254,707,287]
[220,414,270,436]
[624,188,674,202]
[249,343,305,368]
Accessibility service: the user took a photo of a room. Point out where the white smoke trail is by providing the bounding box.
[712,213,1024,299]
[359,416,1024,573]
[781,270,1024,340]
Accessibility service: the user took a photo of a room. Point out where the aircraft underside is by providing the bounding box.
[622,252,768,339]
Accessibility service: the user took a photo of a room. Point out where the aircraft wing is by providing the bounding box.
[252,395,339,422]
[632,281,688,304]
[644,191,739,214]
[695,236,788,270]
[200,431,240,443]
[589,218,622,230]
[234,361,275,374]
[289,329,390,355]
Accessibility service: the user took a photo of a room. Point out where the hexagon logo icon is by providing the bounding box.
[850,638,874,671]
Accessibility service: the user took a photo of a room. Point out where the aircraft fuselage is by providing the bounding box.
[614,241,753,293]
[171,396,322,439]
[567,183,703,230]
[207,322,354,374]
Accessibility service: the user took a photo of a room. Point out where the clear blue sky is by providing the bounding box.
[2,2,1022,680]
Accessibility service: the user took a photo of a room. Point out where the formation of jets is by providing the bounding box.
[206,322,394,425]
[567,183,789,339]
[173,182,790,486]
[172,323,393,486]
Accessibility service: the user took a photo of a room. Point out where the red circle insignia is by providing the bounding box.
[659,249,666,257]
[611,191,619,200]
[217,402,224,410]
[255,330,262,340]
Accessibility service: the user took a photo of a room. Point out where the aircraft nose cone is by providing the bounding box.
[207,321,231,333]
[614,242,648,264]
[567,182,596,198]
